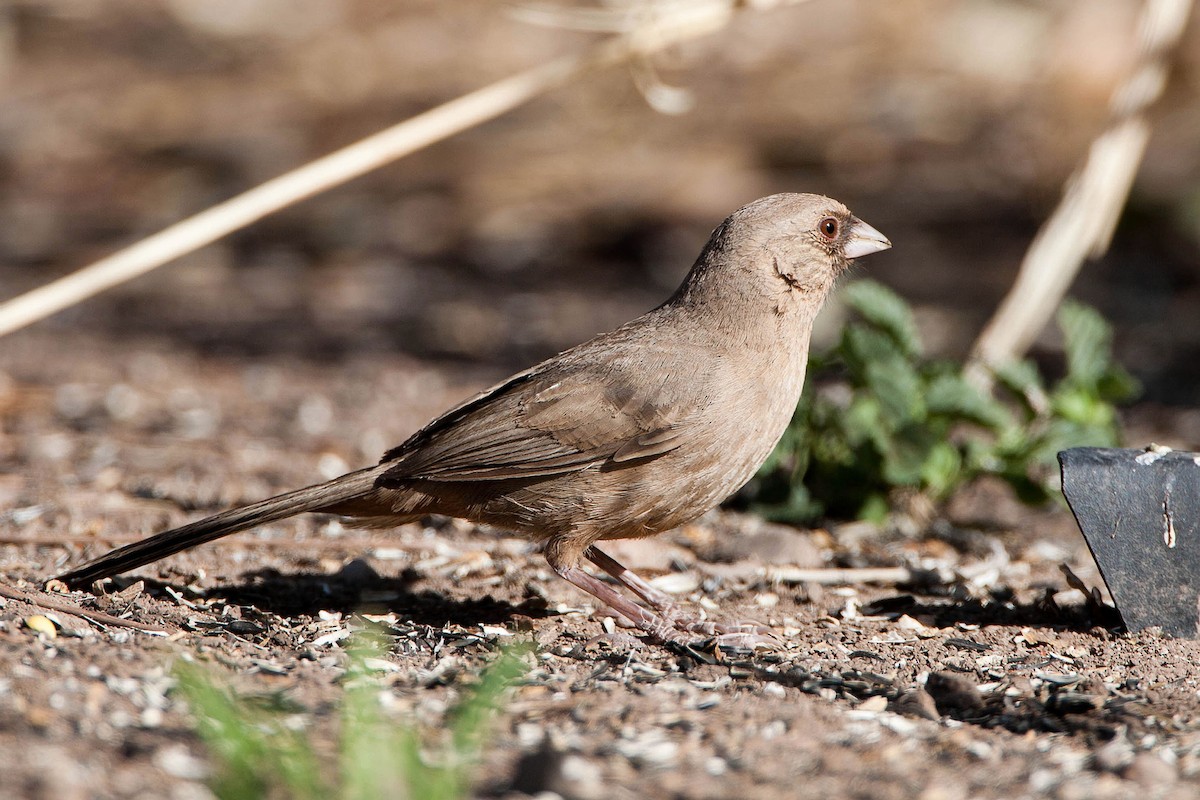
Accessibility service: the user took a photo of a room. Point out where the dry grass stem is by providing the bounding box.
[0,0,809,339]
[763,566,916,585]
[0,582,170,634]
[968,0,1194,384]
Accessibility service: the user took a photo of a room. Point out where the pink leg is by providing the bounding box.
[585,546,681,613]
[551,563,688,645]
[585,546,774,638]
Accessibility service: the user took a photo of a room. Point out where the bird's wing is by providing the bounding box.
[378,339,711,483]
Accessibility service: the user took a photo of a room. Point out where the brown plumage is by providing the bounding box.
[58,193,890,646]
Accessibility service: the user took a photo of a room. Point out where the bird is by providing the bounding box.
[58,193,891,647]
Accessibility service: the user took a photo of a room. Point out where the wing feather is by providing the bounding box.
[377,334,714,485]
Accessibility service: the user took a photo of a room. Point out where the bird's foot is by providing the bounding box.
[597,603,774,643]
[668,616,775,638]
[583,546,778,643]
[598,607,778,656]
[576,631,645,654]
[707,632,782,652]
[667,616,780,653]
[557,566,740,655]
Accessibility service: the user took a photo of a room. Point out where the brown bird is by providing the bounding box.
[58,193,890,646]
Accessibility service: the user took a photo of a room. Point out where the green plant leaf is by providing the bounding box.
[990,359,1047,419]
[175,633,528,800]
[920,441,963,497]
[880,424,941,486]
[174,660,325,800]
[1058,300,1111,390]
[843,280,922,357]
[857,493,890,524]
[863,355,924,425]
[841,325,905,374]
[449,648,530,759]
[741,290,1136,526]
[924,372,1012,430]
[1097,364,1141,403]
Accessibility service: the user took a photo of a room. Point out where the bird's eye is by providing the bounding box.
[818,217,840,240]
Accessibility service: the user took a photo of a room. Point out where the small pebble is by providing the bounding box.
[761,682,786,699]
[153,745,209,780]
[1124,752,1177,788]
[754,592,780,608]
[924,672,982,716]
[1093,736,1135,773]
[24,615,57,638]
[857,695,888,713]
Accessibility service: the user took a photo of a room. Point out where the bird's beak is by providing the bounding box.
[843,217,891,259]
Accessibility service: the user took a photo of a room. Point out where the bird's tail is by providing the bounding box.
[58,466,385,587]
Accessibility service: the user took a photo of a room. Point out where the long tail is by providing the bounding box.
[58,466,386,587]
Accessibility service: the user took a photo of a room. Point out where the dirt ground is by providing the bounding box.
[4,2,1200,798]
[3,326,1200,800]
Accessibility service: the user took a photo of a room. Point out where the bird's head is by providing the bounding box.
[672,193,890,315]
[727,192,890,293]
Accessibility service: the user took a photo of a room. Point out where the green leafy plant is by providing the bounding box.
[174,633,529,800]
[740,280,1138,524]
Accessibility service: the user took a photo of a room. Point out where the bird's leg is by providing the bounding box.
[585,545,684,619]
[542,536,703,647]
[549,562,687,645]
[585,546,774,638]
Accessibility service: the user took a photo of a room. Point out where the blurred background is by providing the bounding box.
[1,0,1198,435]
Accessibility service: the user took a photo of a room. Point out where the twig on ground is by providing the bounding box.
[762,566,917,585]
[0,0,810,339]
[0,582,170,634]
[967,0,1194,386]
